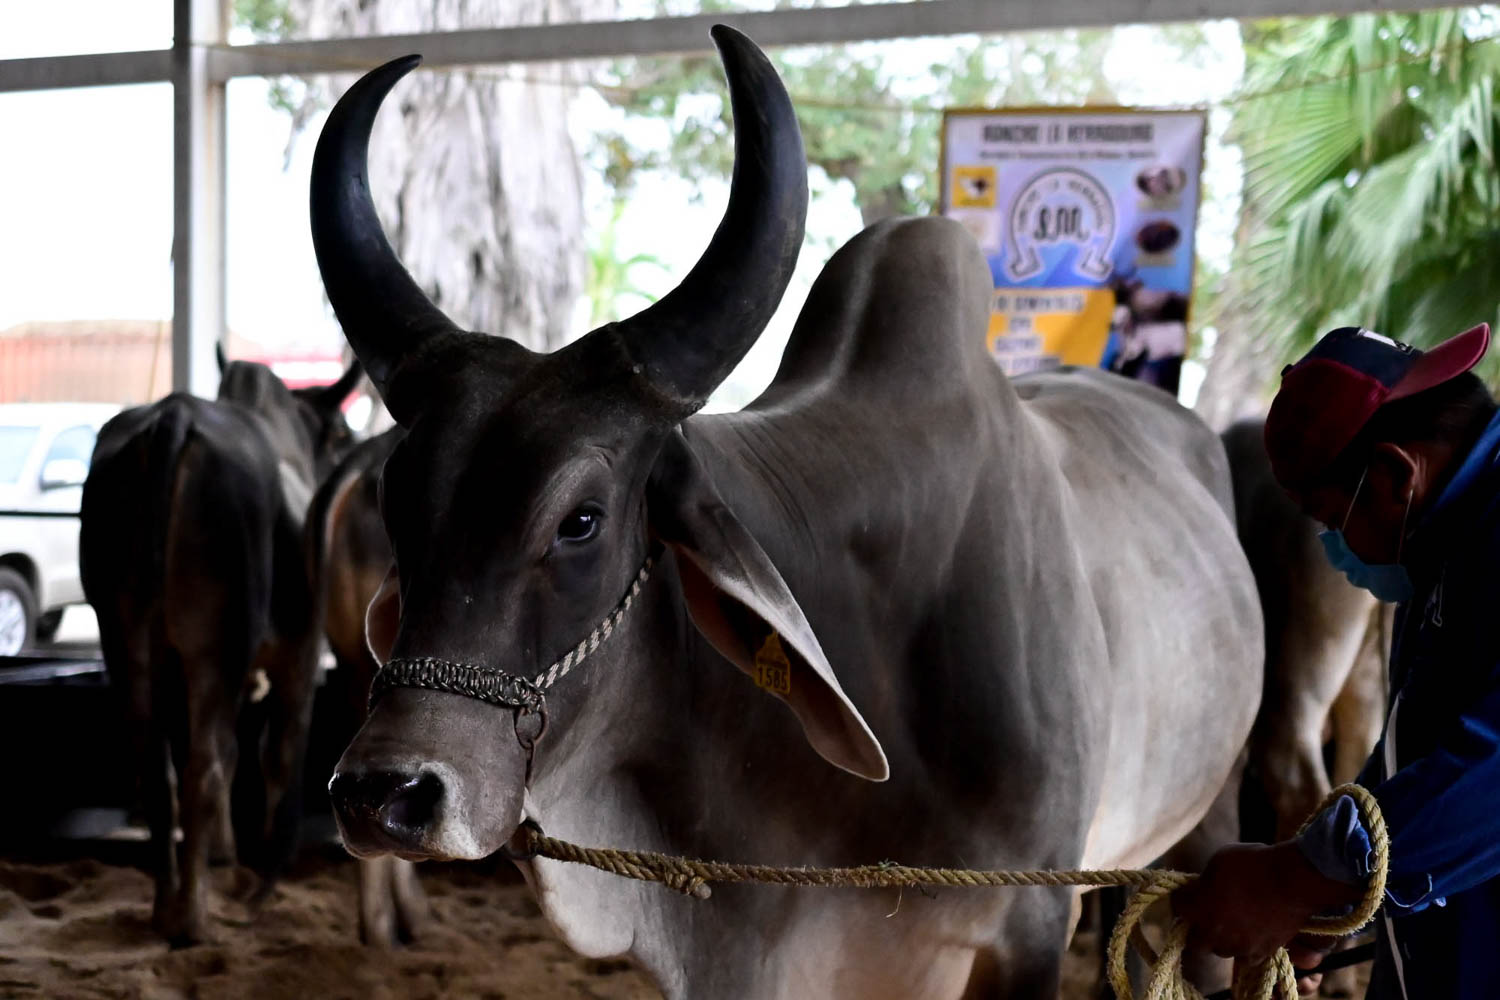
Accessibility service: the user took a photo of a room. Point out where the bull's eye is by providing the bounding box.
[556,507,601,544]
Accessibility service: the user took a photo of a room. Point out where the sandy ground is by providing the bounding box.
[0,849,1113,1000]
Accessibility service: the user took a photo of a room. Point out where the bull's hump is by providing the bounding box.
[760,217,997,405]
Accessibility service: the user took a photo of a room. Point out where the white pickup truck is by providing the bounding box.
[0,403,121,654]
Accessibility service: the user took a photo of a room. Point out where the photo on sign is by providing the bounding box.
[1133,218,1181,268]
[1107,268,1189,395]
[1135,163,1187,210]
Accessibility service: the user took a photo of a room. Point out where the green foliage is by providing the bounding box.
[1231,9,1500,382]
[600,24,1131,224]
[587,198,668,325]
[234,0,295,40]
[231,0,306,118]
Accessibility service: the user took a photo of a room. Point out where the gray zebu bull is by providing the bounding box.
[304,428,427,946]
[316,30,1261,998]
[81,358,360,944]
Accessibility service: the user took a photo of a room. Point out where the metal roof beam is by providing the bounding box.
[204,0,1474,78]
[0,50,172,92]
[0,0,1475,93]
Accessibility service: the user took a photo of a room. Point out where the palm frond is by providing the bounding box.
[1219,10,1500,380]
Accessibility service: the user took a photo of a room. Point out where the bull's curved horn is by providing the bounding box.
[610,26,808,414]
[310,55,462,397]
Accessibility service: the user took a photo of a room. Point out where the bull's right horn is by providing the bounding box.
[606,26,809,417]
[310,55,462,406]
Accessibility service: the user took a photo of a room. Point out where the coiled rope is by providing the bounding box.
[519,783,1387,1000]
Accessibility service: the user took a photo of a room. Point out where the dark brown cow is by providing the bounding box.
[80,358,359,945]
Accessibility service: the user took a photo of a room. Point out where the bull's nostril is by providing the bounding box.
[329,768,443,850]
[380,771,442,834]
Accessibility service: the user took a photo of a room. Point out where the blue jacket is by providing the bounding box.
[1299,409,1500,999]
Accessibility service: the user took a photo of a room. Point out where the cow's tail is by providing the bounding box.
[146,400,193,587]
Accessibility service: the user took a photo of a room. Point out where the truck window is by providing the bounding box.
[0,427,41,484]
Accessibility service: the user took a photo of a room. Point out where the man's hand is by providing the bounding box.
[1173,841,1362,966]
[1286,934,1340,997]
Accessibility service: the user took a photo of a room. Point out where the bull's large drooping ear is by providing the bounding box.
[647,431,888,781]
[365,564,400,666]
[310,55,465,416]
[606,26,808,417]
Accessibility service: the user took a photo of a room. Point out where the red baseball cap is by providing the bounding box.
[1265,323,1491,495]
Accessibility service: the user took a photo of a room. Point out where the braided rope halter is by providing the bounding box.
[368,550,657,771]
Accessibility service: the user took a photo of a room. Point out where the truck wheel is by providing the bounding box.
[0,568,37,655]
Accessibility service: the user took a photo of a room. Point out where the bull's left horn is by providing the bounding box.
[608,26,808,415]
[310,55,461,405]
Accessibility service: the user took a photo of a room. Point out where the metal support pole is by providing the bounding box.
[171,0,228,398]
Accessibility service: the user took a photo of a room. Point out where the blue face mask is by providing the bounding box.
[1317,467,1414,604]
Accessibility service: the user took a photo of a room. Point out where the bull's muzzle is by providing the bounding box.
[329,766,445,857]
[328,687,528,862]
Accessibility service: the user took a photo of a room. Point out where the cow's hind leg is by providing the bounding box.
[962,889,1070,998]
[102,620,180,935]
[1328,604,1387,788]
[211,720,238,866]
[165,652,238,947]
[143,727,179,934]
[250,635,319,901]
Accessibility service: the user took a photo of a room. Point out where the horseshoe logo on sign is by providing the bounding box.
[1006,168,1117,282]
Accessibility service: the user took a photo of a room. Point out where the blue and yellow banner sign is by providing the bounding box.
[940,109,1205,395]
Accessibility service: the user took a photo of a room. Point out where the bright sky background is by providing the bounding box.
[0,2,1245,411]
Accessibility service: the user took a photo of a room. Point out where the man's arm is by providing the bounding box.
[1297,660,1500,912]
[1178,660,1500,958]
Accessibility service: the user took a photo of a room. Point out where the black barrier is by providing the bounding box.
[0,651,349,852]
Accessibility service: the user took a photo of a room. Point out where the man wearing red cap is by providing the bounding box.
[1176,323,1500,998]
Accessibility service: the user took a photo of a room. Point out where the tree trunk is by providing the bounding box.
[1194,296,1275,432]
[290,0,615,352]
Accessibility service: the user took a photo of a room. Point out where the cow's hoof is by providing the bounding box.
[156,897,209,948]
[395,909,424,946]
[358,907,399,949]
[165,917,209,949]
[224,867,262,906]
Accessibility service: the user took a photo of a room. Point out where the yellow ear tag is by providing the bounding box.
[753,632,792,696]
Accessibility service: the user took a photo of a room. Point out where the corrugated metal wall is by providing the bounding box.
[0,325,172,404]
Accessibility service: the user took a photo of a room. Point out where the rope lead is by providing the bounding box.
[521,783,1388,1000]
